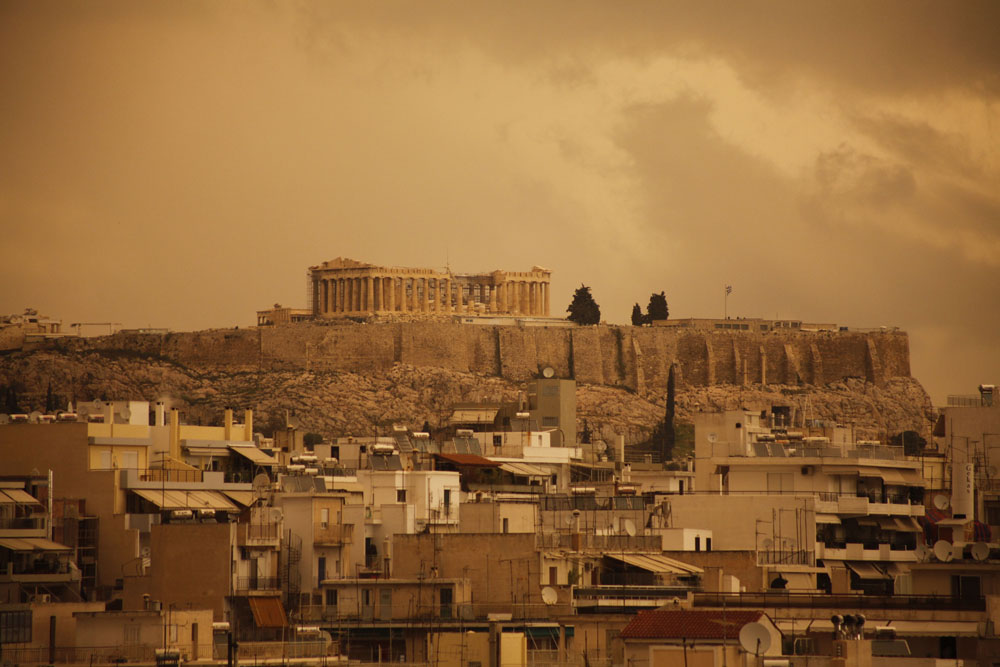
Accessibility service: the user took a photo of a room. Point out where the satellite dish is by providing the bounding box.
[933,494,951,511]
[28,411,42,424]
[118,406,131,420]
[914,544,931,562]
[623,519,637,537]
[933,540,955,562]
[140,546,151,558]
[971,542,990,562]
[541,586,558,605]
[542,367,555,379]
[564,515,575,526]
[739,622,772,656]
[252,474,271,499]
[707,433,718,443]
[761,538,774,550]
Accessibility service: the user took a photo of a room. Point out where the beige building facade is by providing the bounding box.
[310,257,552,318]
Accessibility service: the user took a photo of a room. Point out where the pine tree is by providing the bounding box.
[566,285,601,325]
[646,291,669,322]
[663,364,676,461]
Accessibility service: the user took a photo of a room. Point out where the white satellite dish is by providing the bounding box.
[933,494,951,511]
[933,540,954,562]
[623,519,637,537]
[541,586,558,605]
[971,542,990,562]
[739,622,772,656]
[564,515,575,526]
[28,411,42,424]
[707,433,718,443]
[118,406,131,420]
[252,474,271,499]
[914,544,931,562]
[542,366,555,379]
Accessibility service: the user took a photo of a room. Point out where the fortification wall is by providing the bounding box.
[56,322,910,393]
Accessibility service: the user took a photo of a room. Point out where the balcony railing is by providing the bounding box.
[694,591,986,611]
[136,468,203,483]
[756,549,814,565]
[314,523,353,545]
[238,523,280,545]
[234,576,281,593]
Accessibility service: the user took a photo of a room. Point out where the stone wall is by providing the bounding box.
[53,322,910,394]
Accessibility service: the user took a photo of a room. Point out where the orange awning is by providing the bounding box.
[249,597,287,628]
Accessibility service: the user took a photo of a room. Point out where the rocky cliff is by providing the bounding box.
[0,322,934,447]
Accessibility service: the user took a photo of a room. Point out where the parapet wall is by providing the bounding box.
[60,323,910,392]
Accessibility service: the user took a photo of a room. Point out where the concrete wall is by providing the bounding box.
[57,323,911,393]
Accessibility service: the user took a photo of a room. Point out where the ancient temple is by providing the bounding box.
[309,258,552,318]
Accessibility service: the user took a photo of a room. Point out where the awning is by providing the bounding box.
[846,562,891,580]
[223,490,255,507]
[500,462,550,477]
[2,489,42,505]
[0,537,73,552]
[0,491,15,504]
[435,453,500,467]
[605,553,703,575]
[229,445,279,466]
[248,597,288,628]
[185,446,229,457]
[132,489,237,511]
[449,408,498,424]
[893,517,922,532]
[856,467,923,485]
[816,514,841,524]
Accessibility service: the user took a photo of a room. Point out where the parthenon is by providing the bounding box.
[309,258,552,318]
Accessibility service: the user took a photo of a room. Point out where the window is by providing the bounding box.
[0,610,32,644]
[542,417,558,427]
[706,537,712,552]
[502,518,509,534]
[396,489,406,503]
[320,508,329,528]
[549,566,558,585]
[98,450,112,469]
[318,557,326,585]
[493,435,503,446]
[326,589,338,606]
[443,489,451,506]
[985,500,1000,526]
[695,536,701,552]
[120,451,139,469]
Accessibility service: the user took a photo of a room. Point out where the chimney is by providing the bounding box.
[244,409,253,441]
[104,402,115,436]
[224,408,233,441]
[617,435,625,465]
[155,402,165,427]
[169,409,181,461]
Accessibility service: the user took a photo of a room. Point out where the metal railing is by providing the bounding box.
[694,591,986,611]
[137,468,203,483]
[756,549,814,565]
[234,576,281,592]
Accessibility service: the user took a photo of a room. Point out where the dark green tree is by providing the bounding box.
[630,303,645,326]
[303,432,324,448]
[566,284,601,325]
[646,291,669,322]
[889,430,927,456]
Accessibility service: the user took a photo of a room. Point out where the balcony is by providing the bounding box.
[233,576,281,595]
[694,591,985,612]
[237,523,280,547]
[537,533,661,551]
[314,523,353,546]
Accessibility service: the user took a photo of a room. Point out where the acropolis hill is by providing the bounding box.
[0,320,934,447]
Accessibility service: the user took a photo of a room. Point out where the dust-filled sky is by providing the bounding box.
[1,1,998,405]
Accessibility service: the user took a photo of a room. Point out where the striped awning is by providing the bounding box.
[605,553,703,575]
[132,489,237,511]
[249,597,287,628]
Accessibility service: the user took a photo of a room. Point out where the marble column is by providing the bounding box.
[444,279,452,313]
[455,281,464,313]
[489,284,497,313]
[543,282,550,316]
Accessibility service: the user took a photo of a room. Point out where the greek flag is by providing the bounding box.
[725,285,732,295]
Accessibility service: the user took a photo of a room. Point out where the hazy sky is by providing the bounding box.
[2,1,998,404]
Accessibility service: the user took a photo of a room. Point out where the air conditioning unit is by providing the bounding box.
[801,466,813,476]
[33,593,52,603]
